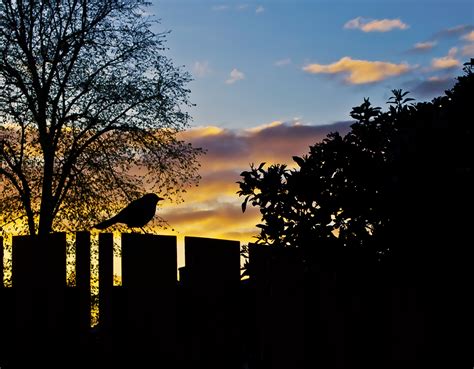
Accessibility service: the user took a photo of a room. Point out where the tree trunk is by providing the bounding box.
[26,205,36,236]
[38,150,55,236]
[38,204,53,235]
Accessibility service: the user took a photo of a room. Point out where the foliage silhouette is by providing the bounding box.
[0,0,203,236]
[238,62,473,260]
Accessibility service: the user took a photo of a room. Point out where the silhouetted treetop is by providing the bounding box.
[238,63,473,259]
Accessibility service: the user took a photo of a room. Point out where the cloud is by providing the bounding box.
[409,76,456,98]
[434,24,474,39]
[409,41,437,53]
[274,58,291,67]
[462,43,474,56]
[225,68,245,84]
[192,61,211,78]
[163,203,250,228]
[160,202,261,245]
[344,17,409,32]
[212,4,263,15]
[462,31,474,42]
[165,120,353,244]
[303,57,412,84]
[211,5,229,11]
[431,47,461,70]
[179,120,352,173]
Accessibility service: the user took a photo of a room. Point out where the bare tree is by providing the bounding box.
[0,0,203,235]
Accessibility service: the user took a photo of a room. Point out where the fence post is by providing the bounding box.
[98,233,113,330]
[76,232,92,337]
[181,236,241,369]
[12,233,67,367]
[89,232,114,366]
[249,244,305,369]
[120,233,177,367]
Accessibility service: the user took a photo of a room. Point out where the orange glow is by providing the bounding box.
[1,121,349,278]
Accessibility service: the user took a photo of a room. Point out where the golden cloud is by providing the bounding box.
[344,17,409,32]
[431,47,460,70]
[160,202,261,244]
[179,120,352,172]
[165,120,352,245]
[303,57,412,84]
[462,31,474,42]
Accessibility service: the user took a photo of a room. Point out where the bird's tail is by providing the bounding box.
[94,215,119,230]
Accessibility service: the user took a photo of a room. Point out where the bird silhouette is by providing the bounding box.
[94,193,163,230]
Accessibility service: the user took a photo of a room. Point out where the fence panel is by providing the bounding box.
[12,233,67,367]
[119,233,177,367]
[179,236,241,369]
[1,231,433,369]
[249,245,305,369]
[0,237,14,367]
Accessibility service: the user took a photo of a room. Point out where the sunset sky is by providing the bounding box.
[0,1,471,280]
[143,0,474,265]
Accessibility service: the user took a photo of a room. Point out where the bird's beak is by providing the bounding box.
[157,196,165,201]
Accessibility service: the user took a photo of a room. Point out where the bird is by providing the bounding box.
[94,193,163,230]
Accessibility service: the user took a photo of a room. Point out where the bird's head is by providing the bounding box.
[145,193,164,204]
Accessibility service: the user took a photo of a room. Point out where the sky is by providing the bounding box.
[0,0,472,278]
[143,0,474,266]
[152,0,473,127]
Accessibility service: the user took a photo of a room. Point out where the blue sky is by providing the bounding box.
[150,0,474,129]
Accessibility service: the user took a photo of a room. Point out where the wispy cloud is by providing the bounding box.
[344,17,409,32]
[431,47,461,70]
[462,43,474,57]
[462,30,474,42]
[225,68,245,84]
[409,41,437,53]
[461,29,474,56]
[193,61,211,78]
[434,24,474,39]
[303,57,412,84]
[211,5,229,11]
[274,58,291,67]
[212,4,263,14]
[409,76,455,98]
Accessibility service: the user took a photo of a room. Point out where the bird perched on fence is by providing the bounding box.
[94,193,164,230]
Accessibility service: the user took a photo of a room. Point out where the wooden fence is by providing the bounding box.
[0,233,460,369]
[0,233,243,369]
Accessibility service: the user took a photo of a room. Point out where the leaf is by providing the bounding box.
[401,90,410,97]
[292,156,305,167]
[241,196,249,213]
